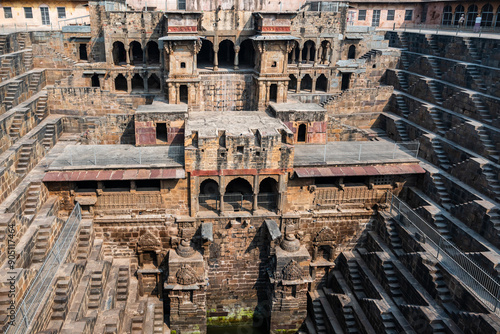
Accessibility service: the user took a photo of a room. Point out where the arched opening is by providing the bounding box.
[289,75,297,92]
[301,74,313,92]
[320,40,330,64]
[198,39,214,68]
[317,245,332,262]
[225,178,253,212]
[148,74,161,92]
[146,41,160,64]
[258,177,278,211]
[115,74,127,92]
[347,45,356,59]
[302,40,316,63]
[442,5,453,25]
[131,73,144,91]
[316,74,328,92]
[199,179,219,212]
[130,41,143,65]
[297,124,307,142]
[112,41,126,65]
[454,5,465,25]
[269,84,278,102]
[79,44,88,61]
[466,5,478,26]
[179,85,188,104]
[218,40,235,66]
[288,41,300,64]
[482,4,494,26]
[496,6,500,27]
[91,74,100,88]
[239,39,255,68]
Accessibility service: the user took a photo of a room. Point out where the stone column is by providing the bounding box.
[296,76,301,93]
[219,175,225,215]
[314,45,321,66]
[175,83,180,104]
[193,51,197,74]
[258,81,265,109]
[312,76,317,93]
[278,174,286,214]
[127,76,132,93]
[265,82,271,104]
[125,46,130,65]
[298,46,303,64]
[306,44,311,63]
[143,48,147,66]
[138,271,144,296]
[253,175,259,212]
[291,46,296,64]
[144,75,149,93]
[277,82,284,103]
[328,43,334,64]
[234,46,240,70]
[284,82,289,102]
[213,46,219,71]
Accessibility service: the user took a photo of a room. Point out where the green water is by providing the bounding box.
[207,326,268,334]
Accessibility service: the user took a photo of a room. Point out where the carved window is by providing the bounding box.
[24,7,33,19]
[4,7,12,19]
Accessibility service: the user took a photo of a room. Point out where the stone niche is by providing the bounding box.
[164,239,207,334]
[270,102,327,145]
[134,101,187,146]
[268,234,312,334]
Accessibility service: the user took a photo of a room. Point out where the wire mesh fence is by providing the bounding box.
[388,193,500,315]
[5,204,82,334]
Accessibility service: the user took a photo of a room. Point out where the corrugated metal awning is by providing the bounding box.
[294,164,425,178]
[43,168,185,182]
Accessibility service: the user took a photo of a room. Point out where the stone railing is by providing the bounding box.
[96,192,164,210]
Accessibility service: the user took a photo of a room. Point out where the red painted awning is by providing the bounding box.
[294,164,425,178]
[43,168,185,182]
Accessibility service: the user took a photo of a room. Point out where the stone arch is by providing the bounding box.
[199,39,214,66]
[348,45,356,59]
[466,4,478,26]
[442,5,453,25]
[115,74,127,91]
[300,74,313,92]
[146,41,160,64]
[454,5,465,25]
[218,39,235,66]
[482,4,494,26]
[297,123,307,142]
[288,40,300,64]
[320,40,330,63]
[302,40,316,63]
[289,74,297,92]
[259,177,278,193]
[316,74,328,92]
[239,39,255,67]
[131,73,144,91]
[200,178,219,195]
[313,227,336,262]
[148,73,161,92]
[112,41,126,65]
[130,41,143,65]
[225,177,252,195]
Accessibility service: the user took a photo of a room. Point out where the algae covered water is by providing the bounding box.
[207,326,268,334]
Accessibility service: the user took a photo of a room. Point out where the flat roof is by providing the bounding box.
[48,145,184,171]
[186,111,292,138]
[136,100,188,114]
[270,102,326,113]
[294,140,420,166]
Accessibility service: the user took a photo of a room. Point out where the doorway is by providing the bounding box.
[341,73,351,91]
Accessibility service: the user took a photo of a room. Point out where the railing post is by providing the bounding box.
[93,147,97,165]
[392,142,397,159]
[358,144,362,160]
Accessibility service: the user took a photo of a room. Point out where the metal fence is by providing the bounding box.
[391,23,500,36]
[5,203,82,334]
[223,194,253,213]
[388,194,500,315]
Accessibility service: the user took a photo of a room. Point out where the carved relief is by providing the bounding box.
[176,264,198,285]
[138,231,162,250]
[282,260,303,281]
[314,226,336,243]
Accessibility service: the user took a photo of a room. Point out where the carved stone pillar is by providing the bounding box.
[265,82,271,104]
[127,75,132,93]
[213,46,219,71]
[175,83,180,104]
[219,175,225,215]
[298,46,303,64]
[125,46,130,65]
[144,75,149,93]
[234,45,240,70]
[306,45,311,63]
[297,76,301,93]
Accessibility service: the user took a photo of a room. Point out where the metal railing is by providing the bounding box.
[223,194,253,212]
[198,194,219,212]
[257,193,277,211]
[57,15,90,29]
[388,193,500,315]
[5,203,82,334]
[389,23,500,36]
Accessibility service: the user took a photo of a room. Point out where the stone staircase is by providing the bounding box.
[434,215,452,241]
[153,303,164,334]
[427,81,443,104]
[397,32,409,49]
[382,262,403,303]
[18,33,29,50]
[467,66,487,93]
[0,35,7,55]
[463,38,481,64]
[0,56,13,81]
[43,124,55,150]
[425,35,439,55]
[428,108,447,135]
[4,81,19,110]
[431,139,451,170]
[23,182,42,216]
[394,120,410,141]
[471,95,492,123]
[380,312,398,333]
[399,52,410,70]
[310,292,327,334]
[16,145,33,174]
[131,315,145,334]
[24,50,33,71]
[33,224,51,262]
[427,57,442,78]
[51,279,70,321]
[395,95,409,117]
[36,93,48,120]
[9,111,23,140]
[396,71,409,91]
[29,72,42,93]
[342,305,358,333]
[433,174,451,209]
[116,266,130,301]
[88,270,104,310]
[347,260,365,299]
[477,127,499,161]
[75,225,92,260]
[429,263,453,305]
[385,219,402,252]
[482,165,500,202]
[359,50,377,61]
